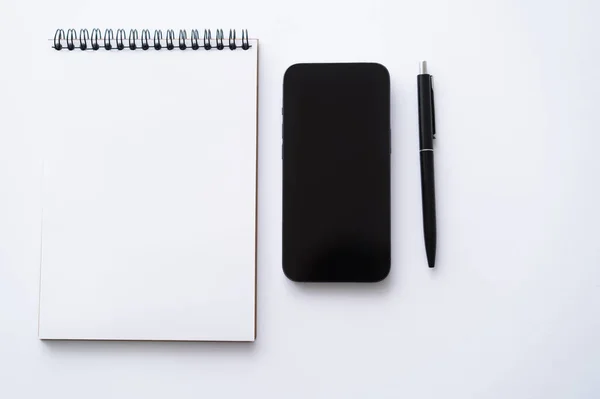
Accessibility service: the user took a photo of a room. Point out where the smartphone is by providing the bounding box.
[282,63,391,282]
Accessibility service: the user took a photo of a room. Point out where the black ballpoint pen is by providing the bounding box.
[417,61,437,268]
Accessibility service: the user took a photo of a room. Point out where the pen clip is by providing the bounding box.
[430,76,436,139]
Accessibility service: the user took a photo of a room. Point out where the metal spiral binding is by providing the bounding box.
[53,28,251,51]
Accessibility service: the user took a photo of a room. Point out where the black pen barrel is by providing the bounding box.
[417,74,434,150]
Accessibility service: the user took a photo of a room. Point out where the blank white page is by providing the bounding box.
[37,38,258,341]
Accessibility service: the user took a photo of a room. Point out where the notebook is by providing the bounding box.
[37,28,258,341]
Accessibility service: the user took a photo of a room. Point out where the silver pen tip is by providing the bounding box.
[420,61,428,74]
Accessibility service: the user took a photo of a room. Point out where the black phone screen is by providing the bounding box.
[282,63,391,282]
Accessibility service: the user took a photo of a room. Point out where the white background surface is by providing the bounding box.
[1,0,599,397]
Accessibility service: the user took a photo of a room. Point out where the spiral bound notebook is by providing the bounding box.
[37,28,258,341]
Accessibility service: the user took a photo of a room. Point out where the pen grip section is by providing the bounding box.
[420,151,437,250]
